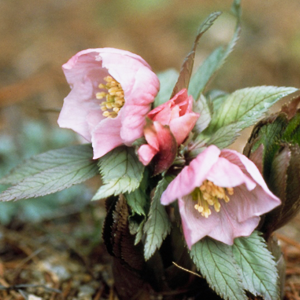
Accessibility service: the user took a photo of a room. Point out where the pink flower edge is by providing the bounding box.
[58,48,160,159]
[161,145,281,248]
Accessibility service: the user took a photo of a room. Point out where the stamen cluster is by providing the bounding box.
[96,76,125,118]
[191,180,234,218]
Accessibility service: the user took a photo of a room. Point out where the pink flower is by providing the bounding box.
[138,89,199,168]
[58,48,160,159]
[149,89,199,145]
[161,145,281,248]
[138,120,177,175]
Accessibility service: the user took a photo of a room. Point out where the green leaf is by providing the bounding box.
[209,87,297,133]
[193,94,212,134]
[143,176,173,260]
[129,217,146,246]
[154,69,179,107]
[0,144,94,185]
[233,231,280,300]
[190,237,247,300]
[92,147,144,200]
[0,145,98,201]
[125,188,147,217]
[200,86,297,148]
[171,11,222,98]
[231,0,242,20]
[196,121,244,149]
[188,1,241,101]
[282,112,300,144]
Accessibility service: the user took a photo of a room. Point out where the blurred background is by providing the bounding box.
[1,1,300,298]
[1,0,300,235]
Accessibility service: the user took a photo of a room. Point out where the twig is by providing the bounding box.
[172,261,202,278]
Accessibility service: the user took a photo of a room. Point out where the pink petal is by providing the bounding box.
[120,103,153,145]
[59,48,160,158]
[207,207,260,246]
[169,112,199,145]
[207,157,256,190]
[161,145,221,205]
[143,121,160,151]
[138,144,157,166]
[179,196,260,248]
[152,122,177,175]
[57,80,102,142]
[149,104,173,124]
[91,118,123,159]
[221,149,280,201]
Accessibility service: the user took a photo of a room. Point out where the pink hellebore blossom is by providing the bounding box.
[58,48,160,159]
[161,145,281,248]
[138,89,199,167]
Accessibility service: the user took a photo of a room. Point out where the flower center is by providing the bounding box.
[96,76,125,118]
[191,180,234,218]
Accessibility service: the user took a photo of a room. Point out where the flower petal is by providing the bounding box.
[57,79,103,142]
[169,112,199,145]
[179,196,260,248]
[138,144,157,166]
[59,48,160,158]
[152,122,177,175]
[161,145,221,205]
[91,118,123,159]
[207,157,256,190]
[221,149,281,201]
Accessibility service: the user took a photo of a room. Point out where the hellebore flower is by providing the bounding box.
[138,89,199,169]
[161,145,281,248]
[138,120,178,175]
[58,48,160,159]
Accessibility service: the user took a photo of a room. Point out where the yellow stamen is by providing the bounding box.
[191,180,234,218]
[97,76,125,118]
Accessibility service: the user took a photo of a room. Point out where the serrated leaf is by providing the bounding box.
[196,121,244,149]
[92,147,144,200]
[0,145,98,201]
[199,87,297,148]
[193,94,212,134]
[208,86,297,133]
[282,112,300,144]
[188,0,241,101]
[190,237,247,300]
[171,11,222,98]
[125,188,147,217]
[233,231,280,300]
[129,217,146,245]
[143,176,173,260]
[0,144,94,185]
[154,69,179,107]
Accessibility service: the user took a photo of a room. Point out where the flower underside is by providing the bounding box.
[190,180,234,218]
[96,76,125,118]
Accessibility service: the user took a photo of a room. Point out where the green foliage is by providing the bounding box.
[190,232,280,300]
[188,0,241,101]
[154,69,179,107]
[197,86,297,149]
[0,121,92,224]
[92,147,144,200]
[245,104,300,236]
[0,144,98,201]
[143,176,173,260]
[171,11,222,98]
[125,188,148,217]
[233,232,279,300]
[192,94,212,134]
[0,144,95,185]
[191,237,246,300]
